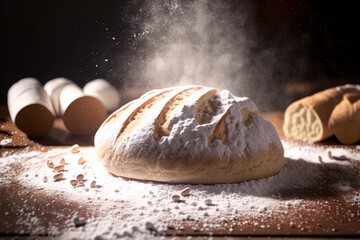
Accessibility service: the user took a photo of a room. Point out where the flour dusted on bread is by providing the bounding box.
[95,85,284,184]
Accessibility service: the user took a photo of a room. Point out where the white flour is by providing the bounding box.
[1,140,359,239]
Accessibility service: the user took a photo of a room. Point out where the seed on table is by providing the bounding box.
[76,174,84,181]
[327,151,332,159]
[90,180,96,188]
[180,187,191,197]
[47,160,54,169]
[43,176,48,183]
[171,194,181,202]
[204,199,212,205]
[70,180,78,186]
[71,144,80,154]
[60,157,65,165]
[78,157,85,165]
[318,156,322,163]
[53,173,64,181]
[54,164,65,172]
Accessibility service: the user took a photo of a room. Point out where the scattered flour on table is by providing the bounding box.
[0,141,359,239]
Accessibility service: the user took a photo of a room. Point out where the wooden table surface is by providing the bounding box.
[0,104,359,239]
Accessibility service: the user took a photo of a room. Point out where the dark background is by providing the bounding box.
[2,0,360,109]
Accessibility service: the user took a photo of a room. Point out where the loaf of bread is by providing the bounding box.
[283,84,360,143]
[329,92,360,144]
[95,85,284,184]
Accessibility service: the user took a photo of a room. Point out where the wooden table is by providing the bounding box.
[0,104,359,239]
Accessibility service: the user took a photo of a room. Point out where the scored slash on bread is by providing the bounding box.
[109,86,254,146]
[195,89,218,124]
[208,108,230,144]
[154,86,204,140]
[112,86,234,147]
[105,86,225,147]
[115,88,174,146]
[95,85,284,184]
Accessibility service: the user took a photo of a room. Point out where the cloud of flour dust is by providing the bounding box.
[118,0,310,111]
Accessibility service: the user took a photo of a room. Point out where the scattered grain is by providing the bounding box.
[54,164,65,172]
[71,144,80,154]
[90,180,96,188]
[327,151,332,159]
[60,157,65,165]
[318,156,322,163]
[47,160,54,169]
[78,157,85,165]
[204,199,212,205]
[70,180,78,186]
[53,173,64,181]
[171,194,181,202]
[76,174,84,181]
[180,187,191,197]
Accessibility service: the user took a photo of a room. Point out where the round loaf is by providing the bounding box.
[95,86,284,184]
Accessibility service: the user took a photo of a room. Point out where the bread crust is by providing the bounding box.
[96,142,284,184]
[329,92,360,144]
[95,86,284,184]
[283,85,360,142]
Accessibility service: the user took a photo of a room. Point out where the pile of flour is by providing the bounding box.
[1,140,359,239]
